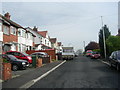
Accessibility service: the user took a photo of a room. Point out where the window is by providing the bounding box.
[18,44,22,52]
[0,21,2,32]
[14,52,22,56]
[117,51,120,59]
[22,30,26,38]
[0,42,2,54]
[18,28,22,36]
[10,26,16,35]
[3,25,9,35]
[45,40,46,44]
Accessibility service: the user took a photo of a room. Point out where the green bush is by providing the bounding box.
[2,58,10,63]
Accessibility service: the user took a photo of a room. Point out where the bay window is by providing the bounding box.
[3,25,9,35]
[10,26,16,35]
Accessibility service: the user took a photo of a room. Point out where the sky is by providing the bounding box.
[1,1,118,51]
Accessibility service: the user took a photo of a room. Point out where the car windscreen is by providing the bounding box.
[22,52,29,56]
[7,55,18,61]
[117,51,120,59]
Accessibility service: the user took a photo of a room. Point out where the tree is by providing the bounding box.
[106,36,120,55]
[99,25,111,58]
[85,41,99,51]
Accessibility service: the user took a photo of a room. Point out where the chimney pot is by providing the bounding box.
[33,26,38,31]
[4,12,11,19]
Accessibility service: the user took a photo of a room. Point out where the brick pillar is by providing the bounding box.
[36,58,42,67]
[2,63,12,81]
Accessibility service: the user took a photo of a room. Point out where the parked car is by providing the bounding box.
[86,50,93,57]
[5,51,32,64]
[1,54,29,71]
[90,52,100,59]
[109,50,120,71]
[30,52,49,58]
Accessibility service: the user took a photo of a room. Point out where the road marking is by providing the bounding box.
[101,60,110,66]
[98,59,110,66]
[12,75,20,78]
[19,60,66,89]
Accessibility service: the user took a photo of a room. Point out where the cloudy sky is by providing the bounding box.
[2,2,118,51]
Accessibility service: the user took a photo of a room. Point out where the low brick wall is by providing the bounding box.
[42,57,52,64]
[26,49,56,60]
[2,63,12,81]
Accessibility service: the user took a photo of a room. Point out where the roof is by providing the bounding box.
[25,27,36,37]
[50,38,57,43]
[62,47,73,50]
[0,14,23,28]
[38,31,47,38]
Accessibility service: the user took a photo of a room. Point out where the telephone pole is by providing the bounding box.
[83,41,85,52]
[101,16,107,59]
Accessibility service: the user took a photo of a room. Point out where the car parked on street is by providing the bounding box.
[109,50,120,71]
[30,52,49,58]
[86,50,93,57]
[90,52,100,59]
[5,51,32,64]
[1,54,29,71]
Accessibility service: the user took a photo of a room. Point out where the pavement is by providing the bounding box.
[1,60,65,89]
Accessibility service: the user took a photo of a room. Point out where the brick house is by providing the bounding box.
[1,12,23,53]
[0,12,36,53]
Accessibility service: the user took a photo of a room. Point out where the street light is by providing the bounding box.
[83,41,85,52]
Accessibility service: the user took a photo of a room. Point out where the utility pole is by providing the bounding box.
[83,41,85,52]
[101,16,107,59]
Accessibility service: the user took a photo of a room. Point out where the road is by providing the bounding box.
[28,56,120,89]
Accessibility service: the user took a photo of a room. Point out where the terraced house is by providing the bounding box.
[0,13,63,54]
[18,27,35,52]
[1,12,21,53]
[0,12,36,53]
[38,31,52,50]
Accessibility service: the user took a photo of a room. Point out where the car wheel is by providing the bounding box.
[12,65,18,71]
[23,67,26,70]
[116,64,120,71]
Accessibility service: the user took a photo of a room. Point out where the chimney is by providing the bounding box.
[4,12,11,19]
[33,26,38,32]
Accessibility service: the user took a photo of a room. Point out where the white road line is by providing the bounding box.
[19,60,66,89]
[98,59,110,66]
[101,60,110,66]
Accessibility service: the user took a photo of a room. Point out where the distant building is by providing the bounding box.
[50,38,58,53]
[57,42,62,53]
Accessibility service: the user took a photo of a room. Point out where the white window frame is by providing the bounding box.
[10,26,16,35]
[3,25,9,35]
[0,20,2,32]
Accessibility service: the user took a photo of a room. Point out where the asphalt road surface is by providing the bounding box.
[28,56,120,89]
